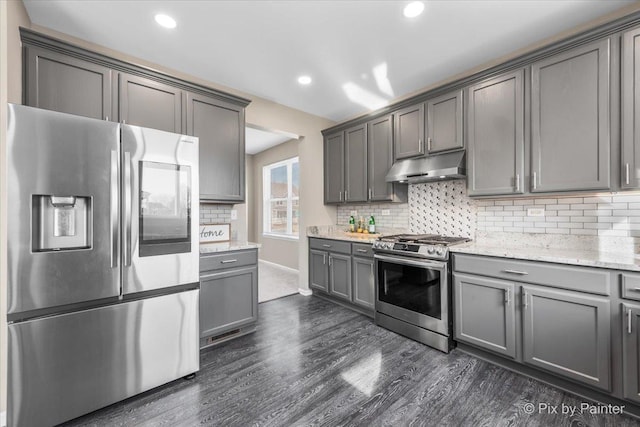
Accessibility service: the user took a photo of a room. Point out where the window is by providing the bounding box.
[263,157,299,238]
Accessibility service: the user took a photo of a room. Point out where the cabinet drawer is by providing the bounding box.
[200,249,257,272]
[622,273,640,301]
[352,243,373,258]
[453,254,610,296]
[309,238,351,254]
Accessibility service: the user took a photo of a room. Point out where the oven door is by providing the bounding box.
[375,254,449,335]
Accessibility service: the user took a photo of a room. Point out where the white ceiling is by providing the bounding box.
[23,1,636,122]
[245,125,299,155]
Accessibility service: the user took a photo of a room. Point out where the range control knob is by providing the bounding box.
[427,246,435,254]
[436,248,444,257]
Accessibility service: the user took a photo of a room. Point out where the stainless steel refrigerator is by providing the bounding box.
[7,104,200,427]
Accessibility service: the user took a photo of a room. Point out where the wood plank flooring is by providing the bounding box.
[63,295,639,426]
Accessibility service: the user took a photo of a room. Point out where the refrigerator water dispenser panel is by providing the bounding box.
[32,195,92,251]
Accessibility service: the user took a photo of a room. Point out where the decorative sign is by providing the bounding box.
[200,223,231,243]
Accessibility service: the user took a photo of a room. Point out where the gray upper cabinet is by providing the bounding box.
[119,73,182,133]
[622,27,640,189]
[24,46,112,120]
[368,115,395,202]
[309,249,329,292]
[531,39,611,192]
[352,255,374,310]
[467,70,525,196]
[522,285,611,391]
[324,132,345,204]
[344,124,368,203]
[186,92,245,202]
[454,273,517,359]
[623,302,640,404]
[426,90,463,154]
[329,253,352,301]
[394,103,425,160]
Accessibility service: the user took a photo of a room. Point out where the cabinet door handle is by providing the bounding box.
[339,191,343,202]
[322,244,332,248]
[221,259,237,264]
[356,249,368,253]
[427,137,432,152]
[502,269,528,275]
[532,172,537,190]
[328,255,332,266]
[345,190,348,201]
[505,289,511,306]
[323,254,326,265]
[419,139,424,153]
[515,174,520,192]
[629,308,633,334]
[626,163,631,186]
[105,116,109,121]
[523,291,529,309]
[368,188,372,200]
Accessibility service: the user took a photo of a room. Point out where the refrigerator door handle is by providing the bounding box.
[124,151,132,267]
[110,150,119,268]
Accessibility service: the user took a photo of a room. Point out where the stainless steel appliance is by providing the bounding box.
[7,104,200,427]
[373,234,470,353]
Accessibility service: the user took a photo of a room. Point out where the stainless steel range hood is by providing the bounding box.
[386,151,466,184]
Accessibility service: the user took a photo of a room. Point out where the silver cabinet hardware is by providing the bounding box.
[122,120,126,124]
[345,190,348,201]
[356,249,368,253]
[634,287,640,292]
[626,163,631,185]
[323,254,326,265]
[523,291,529,309]
[505,289,511,305]
[221,259,237,264]
[532,172,537,190]
[339,191,343,202]
[105,116,109,121]
[419,139,424,153]
[515,174,520,192]
[368,188,372,200]
[629,308,633,334]
[502,269,528,275]
[427,137,432,152]
[328,255,332,266]
[110,150,119,268]
[322,244,332,248]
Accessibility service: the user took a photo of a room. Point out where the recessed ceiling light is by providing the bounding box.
[403,1,425,18]
[297,75,312,85]
[155,14,177,29]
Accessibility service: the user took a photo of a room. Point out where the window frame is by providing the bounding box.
[263,156,299,239]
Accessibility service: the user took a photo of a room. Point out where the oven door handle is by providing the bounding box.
[374,254,447,270]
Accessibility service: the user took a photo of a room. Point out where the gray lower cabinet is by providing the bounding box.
[623,302,640,403]
[522,285,610,391]
[324,132,345,204]
[344,124,368,203]
[453,273,516,359]
[329,253,352,301]
[622,26,640,189]
[309,249,329,292]
[118,73,182,133]
[24,45,112,120]
[352,256,374,310]
[467,69,525,196]
[186,92,245,202]
[530,38,611,192]
[200,249,258,347]
[426,90,463,154]
[394,103,425,160]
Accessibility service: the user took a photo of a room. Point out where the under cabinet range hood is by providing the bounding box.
[386,151,466,184]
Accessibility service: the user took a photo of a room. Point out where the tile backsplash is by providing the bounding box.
[200,204,237,239]
[335,181,640,238]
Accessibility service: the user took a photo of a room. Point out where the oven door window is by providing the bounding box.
[377,260,442,319]
[139,161,191,256]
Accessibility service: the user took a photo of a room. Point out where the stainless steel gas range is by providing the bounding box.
[372,234,470,353]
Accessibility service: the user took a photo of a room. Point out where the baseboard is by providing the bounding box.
[298,288,313,296]
[1,410,6,427]
[258,259,299,274]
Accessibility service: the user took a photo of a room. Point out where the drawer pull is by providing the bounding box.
[221,259,238,264]
[356,249,369,253]
[523,291,529,309]
[633,287,640,292]
[502,269,529,275]
[505,289,511,306]
[322,244,332,248]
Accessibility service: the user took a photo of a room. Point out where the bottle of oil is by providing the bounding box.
[368,216,376,233]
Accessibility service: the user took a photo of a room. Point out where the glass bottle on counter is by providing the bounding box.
[349,215,355,232]
[368,216,376,234]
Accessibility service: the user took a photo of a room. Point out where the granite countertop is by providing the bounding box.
[307,225,407,244]
[200,241,260,254]
[450,233,640,272]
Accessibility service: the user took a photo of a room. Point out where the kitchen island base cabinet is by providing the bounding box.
[454,273,516,359]
[623,302,640,404]
[200,249,258,348]
[522,285,611,391]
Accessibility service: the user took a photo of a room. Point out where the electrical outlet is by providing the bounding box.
[231,210,238,220]
[350,210,357,216]
[527,208,545,217]
[381,209,391,216]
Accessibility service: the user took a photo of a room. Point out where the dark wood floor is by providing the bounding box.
[63,295,639,427]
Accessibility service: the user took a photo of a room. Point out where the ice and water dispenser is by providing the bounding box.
[32,195,92,251]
